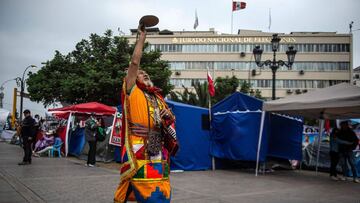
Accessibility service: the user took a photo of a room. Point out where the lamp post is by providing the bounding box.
[19,65,37,121]
[252,34,297,100]
[0,78,21,109]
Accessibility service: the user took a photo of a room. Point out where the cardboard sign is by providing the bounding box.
[109,112,122,147]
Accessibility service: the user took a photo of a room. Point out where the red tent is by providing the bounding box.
[48,102,116,115]
[47,102,116,156]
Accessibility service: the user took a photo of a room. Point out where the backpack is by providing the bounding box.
[96,127,106,142]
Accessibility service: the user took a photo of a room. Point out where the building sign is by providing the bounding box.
[172,37,296,44]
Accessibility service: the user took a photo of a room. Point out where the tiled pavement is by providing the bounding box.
[1,142,360,203]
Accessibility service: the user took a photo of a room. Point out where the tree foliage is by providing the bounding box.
[239,80,251,94]
[27,30,173,107]
[169,81,209,108]
[254,89,265,100]
[240,80,264,100]
[211,76,240,104]
[169,76,265,107]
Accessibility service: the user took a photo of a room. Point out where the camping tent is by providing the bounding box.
[211,92,302,165]
[262,83,360,119]
[166,100,212,171]
[49,102,116,115]
[0,109,14,141]
[113,101,212,171]
[48,102,116,156]
[0,108,10,130]
[211,92,268,162]
[257,83,360,175]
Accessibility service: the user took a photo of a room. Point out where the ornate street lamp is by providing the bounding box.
[19,65,37,121]
[253,34,297,100]
[1,78,15,108]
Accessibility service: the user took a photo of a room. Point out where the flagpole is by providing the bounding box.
[209,95,215,171]
[207,67,215,171]
[231,1,234,34]
[208,94,212,122]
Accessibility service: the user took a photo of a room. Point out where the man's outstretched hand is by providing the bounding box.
[138,24,146,36]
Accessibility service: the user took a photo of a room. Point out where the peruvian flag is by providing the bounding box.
[325,119,331,134]
[232,1,246,11]
[207,70,215,97]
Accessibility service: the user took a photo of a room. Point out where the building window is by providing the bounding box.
[170,79,206,88]
[168,61,349,71]
[150,43,350,53]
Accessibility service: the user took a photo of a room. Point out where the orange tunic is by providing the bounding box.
[114,82,171,203]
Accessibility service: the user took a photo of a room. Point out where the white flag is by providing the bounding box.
[194,9,199,29]
[268,8,271,31]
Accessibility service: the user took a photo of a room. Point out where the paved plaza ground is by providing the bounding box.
[1,142,360,203]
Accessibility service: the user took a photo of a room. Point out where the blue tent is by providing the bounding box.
[212,92,263,113]
[267,113,303,160]
[166,100,212,171]
[210,92,302,163]
[114,101,212,171]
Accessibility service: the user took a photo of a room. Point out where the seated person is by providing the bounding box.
[33,130,55,153]
[34,131,62,156]
[34,134,62,156]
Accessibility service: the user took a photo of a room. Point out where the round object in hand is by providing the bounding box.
[139,15,159,27]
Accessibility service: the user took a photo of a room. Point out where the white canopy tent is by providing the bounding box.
[256,83,360,176]
[0,108,10,130]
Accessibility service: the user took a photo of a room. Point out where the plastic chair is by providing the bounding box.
[50,138,63,158]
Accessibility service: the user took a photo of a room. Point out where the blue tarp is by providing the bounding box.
[267,114,303,161]
[212,92,262,113]
[166,100,212,171]
[68,128,86,156]
[114,101,212,171]
[211,92,303,162]
[210,111,269,162]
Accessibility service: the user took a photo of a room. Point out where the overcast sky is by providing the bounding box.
[1,0,360,116]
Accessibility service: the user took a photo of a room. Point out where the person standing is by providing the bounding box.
[114,23,178,203]
[18,109,36,165]
[329,127,340,180]
[337,120,360,183]
[85,114,99,167]
[96,117,106,142]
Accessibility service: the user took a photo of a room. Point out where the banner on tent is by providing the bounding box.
[109,112,122,147]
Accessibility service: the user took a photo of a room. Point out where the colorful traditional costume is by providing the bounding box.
[114,81,177,203]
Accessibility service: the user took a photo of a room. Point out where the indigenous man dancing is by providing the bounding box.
[114,22,178,202]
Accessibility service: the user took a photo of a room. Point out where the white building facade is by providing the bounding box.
[127,29,352,99]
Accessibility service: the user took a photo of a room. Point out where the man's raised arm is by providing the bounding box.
[125,26,146,91]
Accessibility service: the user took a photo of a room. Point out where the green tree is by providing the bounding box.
[191,81,209,108]
[27,30,173,107]
[170,76,264,107]
[212,76,239,104]
[239,80,251,94]
[239,80,264,100]
[169,81,209,108]
[170,76,240,107]
[254,89,264,100]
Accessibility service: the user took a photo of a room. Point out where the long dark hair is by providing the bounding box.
[98,117,105,128]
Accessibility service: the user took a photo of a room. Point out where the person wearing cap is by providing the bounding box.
[33,130,55,155]
[18,109,36,165]
[337,120,360,183]
[114,23,177,203]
